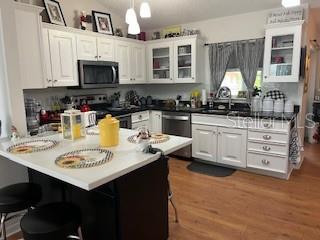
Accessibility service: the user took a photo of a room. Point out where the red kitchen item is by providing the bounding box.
[80,99,91,112]
[40,109,49,124]
[81,104,90,112]
[273,56,284,64]
[138,32,146,41]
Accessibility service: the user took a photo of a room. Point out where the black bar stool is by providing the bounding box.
[20,202,83,240]
[0,183,41,240]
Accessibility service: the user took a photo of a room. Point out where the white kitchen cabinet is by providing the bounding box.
[131,43,146,83]
[116,40,131,84]
[147,36,203,84]
[42,29,52,87]
[150,111,162,133]
[192,124,218,162]
[76,35,98,61]
[116,40,146,84]
[148,42,174,83]
[76,34,114,62]
[217,127,247,168]
[263,21,304,83]
[14,3,46,89]
[48,30,78,87]
[97,37,114,61]
[132,111,150,130]
[174,38,197,83]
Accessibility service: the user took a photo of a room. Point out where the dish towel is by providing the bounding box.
[289,126,303,165]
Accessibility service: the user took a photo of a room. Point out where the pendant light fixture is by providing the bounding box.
[282,0,300,8]
[128,21,141,35]
[125,0,137,24]
[140,1,151,18]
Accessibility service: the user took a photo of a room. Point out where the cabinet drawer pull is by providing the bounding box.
[262,159,270,165]
[262,146,271,151]
[263,135,272,140]
[263,123,272,128]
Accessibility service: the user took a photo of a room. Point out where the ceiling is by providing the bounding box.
[98,0,317,30]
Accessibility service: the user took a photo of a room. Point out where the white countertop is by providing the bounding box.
[0,129,192,191]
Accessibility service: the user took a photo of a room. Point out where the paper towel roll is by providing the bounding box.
[202,89,207,106]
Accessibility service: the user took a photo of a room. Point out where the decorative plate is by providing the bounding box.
[127,133,170,145]
[55,148,113,169]
[265,90,286,100]
[7,140,59,154]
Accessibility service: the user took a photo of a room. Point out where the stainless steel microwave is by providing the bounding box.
[78,60,119,89]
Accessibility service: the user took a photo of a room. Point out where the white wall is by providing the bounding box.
[24,85,146,109]
[30,0,127,34]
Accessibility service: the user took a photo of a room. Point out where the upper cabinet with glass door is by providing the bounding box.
[174,38,197,83]
[148,42,174,83]
[263,21,304,83]
[147,35,203,84]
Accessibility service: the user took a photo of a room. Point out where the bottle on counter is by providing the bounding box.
[208,93,215,109]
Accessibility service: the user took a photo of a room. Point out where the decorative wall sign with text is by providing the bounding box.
[267,7,304,24]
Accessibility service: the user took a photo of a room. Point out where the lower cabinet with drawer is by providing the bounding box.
[132,111,150,130]
[192,114,293,179]
[247,152,287,174]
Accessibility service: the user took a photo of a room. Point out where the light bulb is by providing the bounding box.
[282,0,300,8]
[140,2,151,18]
[125,8,137,24]
[128,21,141,35]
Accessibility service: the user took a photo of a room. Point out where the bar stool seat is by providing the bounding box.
[20,202,82,240]
[0,183,41,240]
[0,183,41,214]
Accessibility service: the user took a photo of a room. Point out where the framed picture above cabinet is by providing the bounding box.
[43,0,66,26]
[92,11,114,35]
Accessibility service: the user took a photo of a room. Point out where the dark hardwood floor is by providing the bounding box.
[10,143,320,240]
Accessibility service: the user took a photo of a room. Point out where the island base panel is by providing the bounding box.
[28,158,169,240]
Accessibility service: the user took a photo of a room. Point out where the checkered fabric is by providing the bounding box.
[265,90,287,100]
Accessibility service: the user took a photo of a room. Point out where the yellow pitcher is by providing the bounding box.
[98,115,119,147]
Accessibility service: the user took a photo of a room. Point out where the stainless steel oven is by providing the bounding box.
[78,60,119,89]
[162,112,191,158]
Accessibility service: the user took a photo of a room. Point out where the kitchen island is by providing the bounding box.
[0,129,192,240]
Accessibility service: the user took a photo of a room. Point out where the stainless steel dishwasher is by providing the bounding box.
[162,112,191,158]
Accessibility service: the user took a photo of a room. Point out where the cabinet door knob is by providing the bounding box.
[95,56,98,59]
[263,135,272,140]
[53,79,58,83]
[47,79,52,83]
[262,159,270,165]
[264,76,268,79]
[192,77,195,80]
[263,146,271,151]
[99,56,101,58]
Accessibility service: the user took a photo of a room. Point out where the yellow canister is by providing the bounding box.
[98,115,120,147]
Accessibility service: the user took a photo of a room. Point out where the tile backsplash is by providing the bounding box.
[23,81,301,110]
